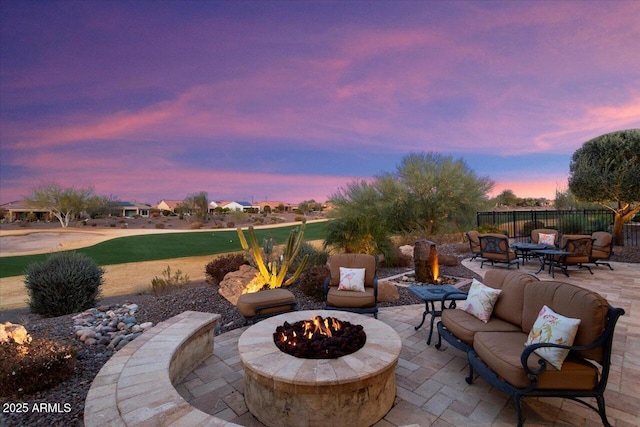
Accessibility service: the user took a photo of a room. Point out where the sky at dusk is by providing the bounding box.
[1,0,640,206]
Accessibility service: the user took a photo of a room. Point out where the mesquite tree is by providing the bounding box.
[568,129,640,246]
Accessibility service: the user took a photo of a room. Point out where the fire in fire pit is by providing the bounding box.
[274,315,366,359]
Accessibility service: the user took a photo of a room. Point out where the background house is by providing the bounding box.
[117,202,151,217]
[1,200,53,222]
[156,199,183,213]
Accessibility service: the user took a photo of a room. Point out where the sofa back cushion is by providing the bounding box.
[522,281,609,361]
[484,270,538,327]
[591,231,613,259]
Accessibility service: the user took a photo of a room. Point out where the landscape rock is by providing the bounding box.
[399,245,414,258]
[377,281,400,302]
[414,240,439,283]
[438,254,459,267]
[0,322,32,345]
[72,303,152,350]
[218,265,264,305]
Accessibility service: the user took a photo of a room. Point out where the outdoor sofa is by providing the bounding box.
[436,269,624,426]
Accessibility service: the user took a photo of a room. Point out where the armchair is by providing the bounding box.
[590,231,614,270]
[557,235,594,276]
[479,233,519,269]
[530,229,559,247]
[323,254,378,318]
[466,230,482,260]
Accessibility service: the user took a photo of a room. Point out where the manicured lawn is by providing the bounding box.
[0,222,326,278]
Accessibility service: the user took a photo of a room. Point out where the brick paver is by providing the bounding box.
[177,259,640,426]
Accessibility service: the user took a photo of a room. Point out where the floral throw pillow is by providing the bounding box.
[525,305,581,370]
[539,233,556,246]
[461,278,502,323]
[338,267,366,292]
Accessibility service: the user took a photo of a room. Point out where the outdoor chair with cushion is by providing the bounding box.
[323,253,378,318]
[530,229,559,247]
[479,233,519,269]
[466,230,482,261]
[590,231,614,270]
[556,235,594,276]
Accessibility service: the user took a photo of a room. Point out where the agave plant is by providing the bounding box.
[237,220,309,289]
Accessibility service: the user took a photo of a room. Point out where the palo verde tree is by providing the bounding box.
[326,152,494,256]
[568,129,640,246]
[24,182,104,228]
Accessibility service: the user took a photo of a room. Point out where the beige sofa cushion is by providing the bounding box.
[521,281,609,361]
[441,309,520,346]
[473,331,600,390]
[487,270,537,327]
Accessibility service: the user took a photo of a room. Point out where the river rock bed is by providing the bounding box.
[72,303,153,350]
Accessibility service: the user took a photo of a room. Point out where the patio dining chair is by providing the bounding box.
[556,234,594,276]
[590,231,614,270]
[530,228,559,247]
[479,233,519,269]
[466,230,482,261]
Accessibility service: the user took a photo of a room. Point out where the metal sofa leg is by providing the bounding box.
[596,394,612,427]
[514,395,524,427]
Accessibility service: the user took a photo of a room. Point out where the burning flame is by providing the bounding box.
[430,246,439,282]
[277,316,343,344]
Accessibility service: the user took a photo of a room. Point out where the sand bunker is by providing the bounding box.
[1,232,103,254]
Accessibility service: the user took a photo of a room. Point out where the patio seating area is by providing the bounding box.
[174,258,639,426]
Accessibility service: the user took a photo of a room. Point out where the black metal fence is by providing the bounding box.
[476,209,639,247]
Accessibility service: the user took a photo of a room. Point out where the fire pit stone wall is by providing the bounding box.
[238,310,402,427]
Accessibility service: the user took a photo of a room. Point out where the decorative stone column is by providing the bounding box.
[414,239,439,283]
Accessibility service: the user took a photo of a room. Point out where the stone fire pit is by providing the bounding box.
[238,310,402,427]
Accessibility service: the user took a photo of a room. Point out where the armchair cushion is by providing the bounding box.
[338,267,366,292]
[538,233,556,246]
[525,305,581,370]
[531,229,559,245]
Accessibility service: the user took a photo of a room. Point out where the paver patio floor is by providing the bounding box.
[176,258,640,426]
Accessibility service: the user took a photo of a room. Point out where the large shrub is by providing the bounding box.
[205,253,246,285]
[0,336,76,397]
[298,265,329,301]
[289,241,329,273]
[24,252,104,317]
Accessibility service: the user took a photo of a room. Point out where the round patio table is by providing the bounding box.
[510,242,554,264]
[532,248,573,278]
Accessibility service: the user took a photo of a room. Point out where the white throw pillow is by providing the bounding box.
[338,267,366,292]
[539,233,556,246]
[525,305,581,370]
[461,278,502,323]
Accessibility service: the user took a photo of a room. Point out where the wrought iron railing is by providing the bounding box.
[476,209,639,246]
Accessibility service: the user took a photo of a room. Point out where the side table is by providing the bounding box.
[407,285,467,345]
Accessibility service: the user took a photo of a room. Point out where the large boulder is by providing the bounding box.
[0,322,32,345]
[438,254,459,267]
[399,245,414,258]
[218,265,264,305]
[377,281,399,302]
